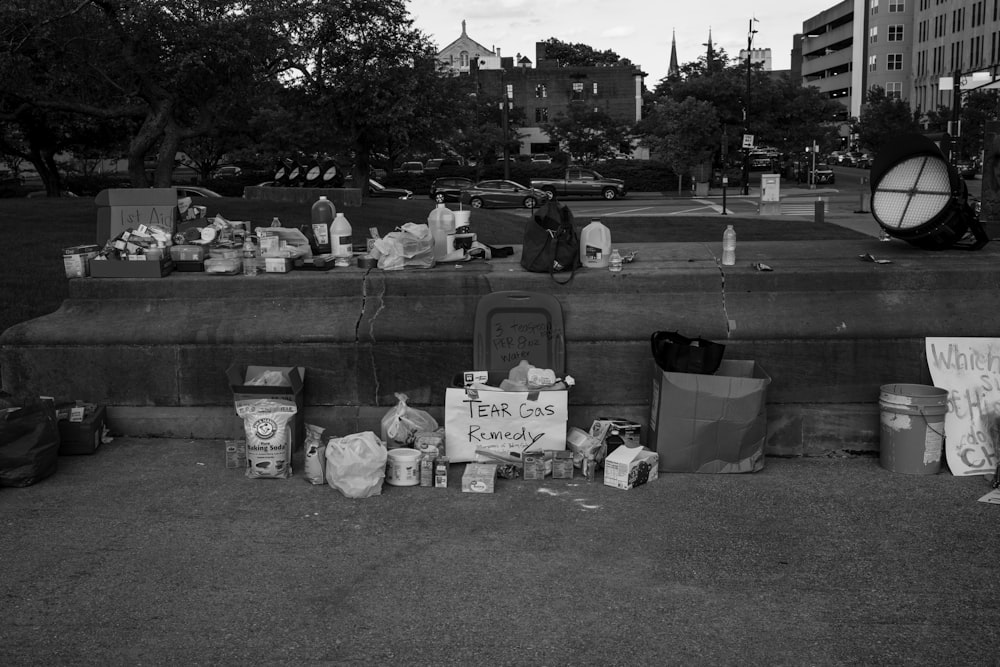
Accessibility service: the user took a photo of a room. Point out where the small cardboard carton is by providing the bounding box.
[57,404,107,455]
[603,446,659,490]
[95,188,178,245]
[461,463,497,493]
[648,360,770,473]
[227,364,306,447]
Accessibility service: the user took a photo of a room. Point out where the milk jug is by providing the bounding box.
[580,219,611,268]
[428,203,457,261]
[331,212,353,259]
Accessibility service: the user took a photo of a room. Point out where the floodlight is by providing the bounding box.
[869,133,988,250]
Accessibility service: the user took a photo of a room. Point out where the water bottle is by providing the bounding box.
[722,225,736,266]
[242,236,258,276]
[331,212,353,260]
[310,195,334,254]
[609,249,623,272]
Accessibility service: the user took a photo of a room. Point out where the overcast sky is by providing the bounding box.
[407,0,840,84]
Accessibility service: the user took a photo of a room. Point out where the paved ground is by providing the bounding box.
[2,438,999,666]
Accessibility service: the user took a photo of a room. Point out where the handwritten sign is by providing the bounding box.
[925,337,1000,476]
[443,387,567,462]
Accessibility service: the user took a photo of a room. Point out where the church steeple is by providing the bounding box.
[668,29,680,78]
[703,28,716,70]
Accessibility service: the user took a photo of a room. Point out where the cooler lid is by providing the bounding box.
[473,291,565,375]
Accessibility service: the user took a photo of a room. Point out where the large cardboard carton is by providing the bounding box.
[227,365,306,447]
[648,360,771,473]
[95,188,178,245]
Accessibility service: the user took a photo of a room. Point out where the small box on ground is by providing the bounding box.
[648,360,771,473]
[603,446,659,490]
[462,463,497,493]
[550,450,574,479]
[225,439,247,468]
[57,404,107,455]
[523,452,548,480]
[226,364,306,447]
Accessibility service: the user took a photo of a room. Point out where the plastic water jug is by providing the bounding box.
[331,212,353,258]
[310,195,335,254]
[580,219,611,268]
[428,203,456,261]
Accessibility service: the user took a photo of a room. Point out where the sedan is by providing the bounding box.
[175,185,222,198]
[460,180,547,209]
[429,177,473,203]
[359,178,412,200]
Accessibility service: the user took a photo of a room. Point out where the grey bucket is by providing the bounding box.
[879,383,948,475]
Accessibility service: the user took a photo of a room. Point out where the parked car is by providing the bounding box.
[212,165,242,178]
[400,161,424,175]
[460,179,547,209]
[956,161,978,179]
[175,185,222,198]
[344,176,412,199]
[429,176,473,203]
[795,162,836,185]
[530,153,553,164]
[424,157,463,171]
[530,167,627,200]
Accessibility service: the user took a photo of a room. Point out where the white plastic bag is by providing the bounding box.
[371,223,435,270]
[325,431,388,498]
[380,392,439,449]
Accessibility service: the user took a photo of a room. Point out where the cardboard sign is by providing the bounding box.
[95,188,178,245]
[925,338,1000,476]
[444,387,567,463]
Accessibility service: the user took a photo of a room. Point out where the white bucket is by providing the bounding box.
[878,383,948,475]
[386,448,422,486]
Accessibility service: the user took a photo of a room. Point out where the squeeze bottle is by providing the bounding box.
[428,203,456,261]
[580,219,611,268]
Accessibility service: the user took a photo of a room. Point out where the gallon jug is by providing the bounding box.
[428,203,456,261]
[331,212,353,259]
[580,219,611,269]
[310,195,335,254]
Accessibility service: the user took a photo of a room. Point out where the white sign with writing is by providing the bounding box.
[925,337,1000,476]
[444,387,567,463]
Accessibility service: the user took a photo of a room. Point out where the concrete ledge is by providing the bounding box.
[4,239,997,455]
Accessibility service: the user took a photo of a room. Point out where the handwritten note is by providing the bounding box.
[925,337,1000,476]
[487,312,561,369]
[443,387,567,462]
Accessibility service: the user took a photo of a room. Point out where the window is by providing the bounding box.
[535,107,548,122]
[888,53,903,70]
[460,51,469,67]
[870,26,878,43]
[592,82,599,95]
[871,0,879,13]
[870,55,878,71]
[572,82,584,100]
[889,24,904,41]
[887,82,902,99]
[535,84,547,98]
[889,0,904,11]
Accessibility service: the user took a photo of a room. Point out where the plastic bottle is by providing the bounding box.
[609,249,623,272]
[722,225,736,266]
[427,203,456,261]
[310,195,334,254]
[580,219,612,268]
[270,216,282,227]
[242,236,258,276]
[331,212,353,260]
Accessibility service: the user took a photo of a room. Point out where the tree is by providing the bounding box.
[538,38,630,67]
[638,97,719,193]
[541,105,629,165]
[923,89,999,160]
[854,86,921,154]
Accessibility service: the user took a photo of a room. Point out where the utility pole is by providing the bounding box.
[500,69,511,181]
[741,18,758,196]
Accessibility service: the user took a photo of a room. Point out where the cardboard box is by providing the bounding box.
[88,257,173,278]
[225,439,247,469]
[648,360,771,473]
[603,446,659,489]
[57,405,107,455]
[550,450,574,479]
[227,364,306,447]
[95,188,178,245]
[462,463,497,493]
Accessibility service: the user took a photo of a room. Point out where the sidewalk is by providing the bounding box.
[2,437,999,665]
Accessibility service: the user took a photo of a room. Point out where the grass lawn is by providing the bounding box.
[0,195,868,336]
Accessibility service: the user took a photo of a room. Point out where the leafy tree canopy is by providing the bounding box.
[538,37,632,68]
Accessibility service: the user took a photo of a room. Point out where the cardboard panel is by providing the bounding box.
[95,188,178,245]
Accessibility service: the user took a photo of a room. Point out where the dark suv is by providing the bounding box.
[429,176,473,202]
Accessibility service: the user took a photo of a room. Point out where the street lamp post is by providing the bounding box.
[500,69,511,181]
[741,19,758,196]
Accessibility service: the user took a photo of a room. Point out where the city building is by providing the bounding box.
[437,23,645,157]
[799,0,866,121]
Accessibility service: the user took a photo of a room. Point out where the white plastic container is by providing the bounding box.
[331,212,353,258]
[722,225,736,266]
[386,448,421,486]
[428,203,456,261]
[580,219,611,269]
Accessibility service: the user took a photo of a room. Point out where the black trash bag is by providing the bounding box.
[650,331,726,375]
[0,395,60,487]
